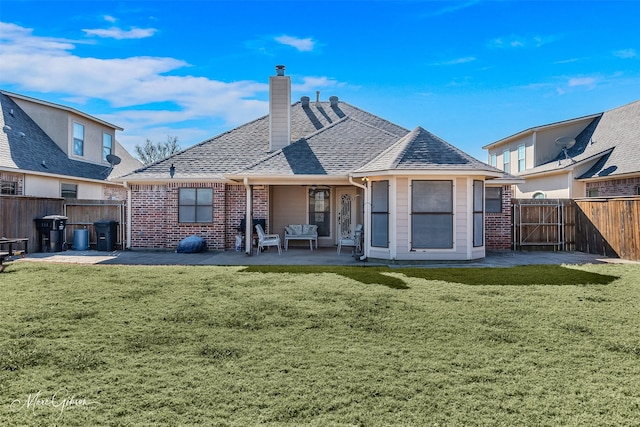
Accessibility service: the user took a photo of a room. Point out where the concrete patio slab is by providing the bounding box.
[13,247,636,268]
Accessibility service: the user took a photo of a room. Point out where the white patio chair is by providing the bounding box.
[337,223,363,254]
[255,224,282,255]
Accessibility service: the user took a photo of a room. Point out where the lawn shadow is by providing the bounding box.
[241,265,619,288]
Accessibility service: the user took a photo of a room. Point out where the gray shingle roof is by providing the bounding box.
[521,100,640,179]
[238,116,403,176]
[0,93,139,181]
[0,93,105,180]
[356,126,502,174]
[121,100,410,180]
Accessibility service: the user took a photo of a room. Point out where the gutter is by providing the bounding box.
[123,181,132,250]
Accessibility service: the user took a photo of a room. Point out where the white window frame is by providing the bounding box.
[490,153,497,167]
[517,144,525,172]
[73,122,85,157]
[503,149,510,173]
[103,133,113,162]
[410,180,454,250]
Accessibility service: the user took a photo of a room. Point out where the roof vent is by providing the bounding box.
[329,96,339,107]
[316,91,320,104]
[275,65,285,76]
[301,96,310,107]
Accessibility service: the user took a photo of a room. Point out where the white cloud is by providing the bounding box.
[432,57,476,66]
[0,22,342,152]
[83,26,157,40]
[274,35,315,52]
[613,48,637,59]
[488,34,558,49]
[568,77,597,88]
[104,15,117,24]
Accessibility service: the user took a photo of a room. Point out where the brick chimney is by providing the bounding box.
[269,65,291,152]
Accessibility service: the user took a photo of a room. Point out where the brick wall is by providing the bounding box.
[585,177,640,197]
[130,184,168,249]
[130,182,269,250]
[103,184,127,201]
[485,185,512,250]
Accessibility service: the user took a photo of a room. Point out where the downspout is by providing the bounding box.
[349,176,369,260]
[124,181,132,249]
[243,177,253,255]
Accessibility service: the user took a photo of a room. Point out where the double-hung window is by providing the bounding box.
[61,183,78,198]
[73,123,84,156]
[503,149,510,173]
[517,144,525,172]
[485,187,502,213]
[411,180,453,249]
[473,180,484,247]
[179,188,213,223]
[371,180,389,248]
[103,133,113,161]
[490,153,497,167]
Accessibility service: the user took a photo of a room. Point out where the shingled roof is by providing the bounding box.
[356,126,501,174]
[0,92,139,181]
[517,100,640,179]
[120,100,410,181]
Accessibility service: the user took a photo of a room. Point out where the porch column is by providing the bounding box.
[244,178,253,255]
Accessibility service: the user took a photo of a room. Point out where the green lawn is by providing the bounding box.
[1,262,639,426]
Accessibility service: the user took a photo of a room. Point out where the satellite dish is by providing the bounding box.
[106,154,121,166]
[555,137,576,149]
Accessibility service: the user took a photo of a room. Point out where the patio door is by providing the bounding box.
[337,187,358,242]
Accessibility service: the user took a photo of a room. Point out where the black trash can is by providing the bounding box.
[94,220,118,251]
[34,215,68,252]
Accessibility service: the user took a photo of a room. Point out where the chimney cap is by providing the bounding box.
[275,65,285,76]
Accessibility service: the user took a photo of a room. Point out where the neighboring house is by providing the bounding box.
[0,90,140,200]
[118,66,510,260]
[483,100,640,199]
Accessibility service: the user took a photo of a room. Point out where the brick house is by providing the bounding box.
[119,66,514,260]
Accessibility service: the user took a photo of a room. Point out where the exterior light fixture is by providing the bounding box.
[169,164,175,178]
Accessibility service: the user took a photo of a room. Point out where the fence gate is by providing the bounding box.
[512,199,575,251]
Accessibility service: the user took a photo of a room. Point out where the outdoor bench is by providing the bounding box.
[284,224,318,251]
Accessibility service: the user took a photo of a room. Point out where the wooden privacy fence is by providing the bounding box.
[0,196,64,253]
[512,199,576,251]
[574,197,640,261]
[0,196,125,252]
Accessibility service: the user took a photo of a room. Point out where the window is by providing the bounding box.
[73,123,84,156]
[309,187,330,236]
[485,187,502,213]
[517,144,525,172]
[490,153,497,167]
[179,188,213,223]
[473,180,483,247]
[587,189,599,197]
[371,180,389,248]
[503,149,510,173]
[1,181,17,195]
[532,192,545,200]
[61,183,78,198]
[103,133,113,162]
[411,180,453,249]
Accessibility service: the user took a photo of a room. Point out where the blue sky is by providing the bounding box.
[1,0,638,161]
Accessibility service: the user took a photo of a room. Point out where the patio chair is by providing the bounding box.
[255,224,282,255]
[337,223,363,254]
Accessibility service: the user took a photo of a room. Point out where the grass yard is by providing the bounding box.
[1,262,639,426]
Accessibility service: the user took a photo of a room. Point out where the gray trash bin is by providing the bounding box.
[94,220,118,251]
